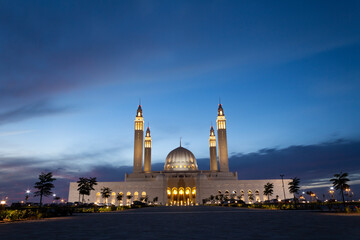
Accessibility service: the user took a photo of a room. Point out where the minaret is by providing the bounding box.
[209,125,218,171]
[216,103,229,172]
[133,105,144,173]
[144,126,152,173]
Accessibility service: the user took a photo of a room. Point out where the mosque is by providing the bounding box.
[68,104,291,205]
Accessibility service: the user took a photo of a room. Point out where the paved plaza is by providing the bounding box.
[1,206,360,240]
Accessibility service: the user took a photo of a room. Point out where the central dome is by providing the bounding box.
[164,146,198,171]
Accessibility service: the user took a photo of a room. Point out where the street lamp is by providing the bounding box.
[329,187,334,200]
[25,189,31,203]
[345,188,351,202]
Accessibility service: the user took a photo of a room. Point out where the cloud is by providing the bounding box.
[0,100,71,126]
[1,138,360,203]
[0,129,35,137]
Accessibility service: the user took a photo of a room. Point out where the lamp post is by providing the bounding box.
[25,190,30,203]
[329,187,334,200]
[280,174,286,200]
[345,188,351,202]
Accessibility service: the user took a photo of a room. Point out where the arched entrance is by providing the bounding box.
[167,187,196,206]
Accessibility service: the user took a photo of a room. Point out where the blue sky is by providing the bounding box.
[0,0,359,202]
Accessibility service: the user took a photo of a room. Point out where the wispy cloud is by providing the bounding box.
[0,100,71,126]
[0,129,35,137]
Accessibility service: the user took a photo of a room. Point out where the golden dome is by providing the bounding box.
[164,146,198,171]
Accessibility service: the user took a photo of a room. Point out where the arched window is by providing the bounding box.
[240,190,245,201]
[134,192,139,201]
[126,192,132,205]
[118,192,123,205]
[255,190,260,202]
[96,192,101,203]
[141,192,147,202]
[248,190,253,203]
[111,192,116,204]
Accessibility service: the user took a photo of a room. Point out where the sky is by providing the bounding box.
[0,0,360,203]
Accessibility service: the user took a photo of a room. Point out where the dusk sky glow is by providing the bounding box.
[1,0,360,202]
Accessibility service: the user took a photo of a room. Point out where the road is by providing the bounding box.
[1,206,359,240]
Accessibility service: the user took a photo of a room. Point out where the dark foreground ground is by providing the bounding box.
[0,206,360,240]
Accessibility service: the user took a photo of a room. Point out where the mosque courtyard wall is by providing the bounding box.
[68,177,292,205]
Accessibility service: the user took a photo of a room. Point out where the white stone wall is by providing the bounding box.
[69,178,293,204]
[198,179,292,203]
[68,178,166,205]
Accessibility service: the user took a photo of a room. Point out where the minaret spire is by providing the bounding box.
[144,125,152,173]
[209,125,218,171]
[216,102,229,172]
[133,104,144,173]
[180,137,182,147]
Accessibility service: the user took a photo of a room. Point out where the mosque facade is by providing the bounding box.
[68,104,291,205]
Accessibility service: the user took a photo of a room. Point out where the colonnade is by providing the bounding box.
[167,187,196,206]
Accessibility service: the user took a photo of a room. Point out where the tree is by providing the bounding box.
[288,177,301,202]
[127,194,133,205]
[77,177,98,203]
[34,172,56,207]
[77,177,88,202]
[101,187,112,204]
[330,172,350,207]
[263,182,274,201]
[116,193,123,206]
[306,191,315,202]
[54,196,60,203]
[140,195,148,203]
[248,194,254,203]
[210,195,215,203]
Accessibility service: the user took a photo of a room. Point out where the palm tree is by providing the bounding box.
[127,194,133,205]
[77,177,98,203]
[330,172,350,207]
[248,194,254,203]
[210,195,215,203]
[34,172,56,207]
[88,177,98,196]
[288,177,300,203]
[306,191,315,202]
[116,193,123,206]
[263,182,274,201]
[77,177,88,203]
[101,187,112,204]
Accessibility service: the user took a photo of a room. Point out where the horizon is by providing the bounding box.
[1,0,360,203]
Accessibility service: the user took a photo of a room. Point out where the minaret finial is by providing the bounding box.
[139,98,141,106]
[219,97,221,105]
[180,137,182,147]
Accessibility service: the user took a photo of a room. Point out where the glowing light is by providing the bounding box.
[167,190,171,195]
[179,190,184,194]
[0,200,6,205]
[186,190,190,195]
[26,190,30,194]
